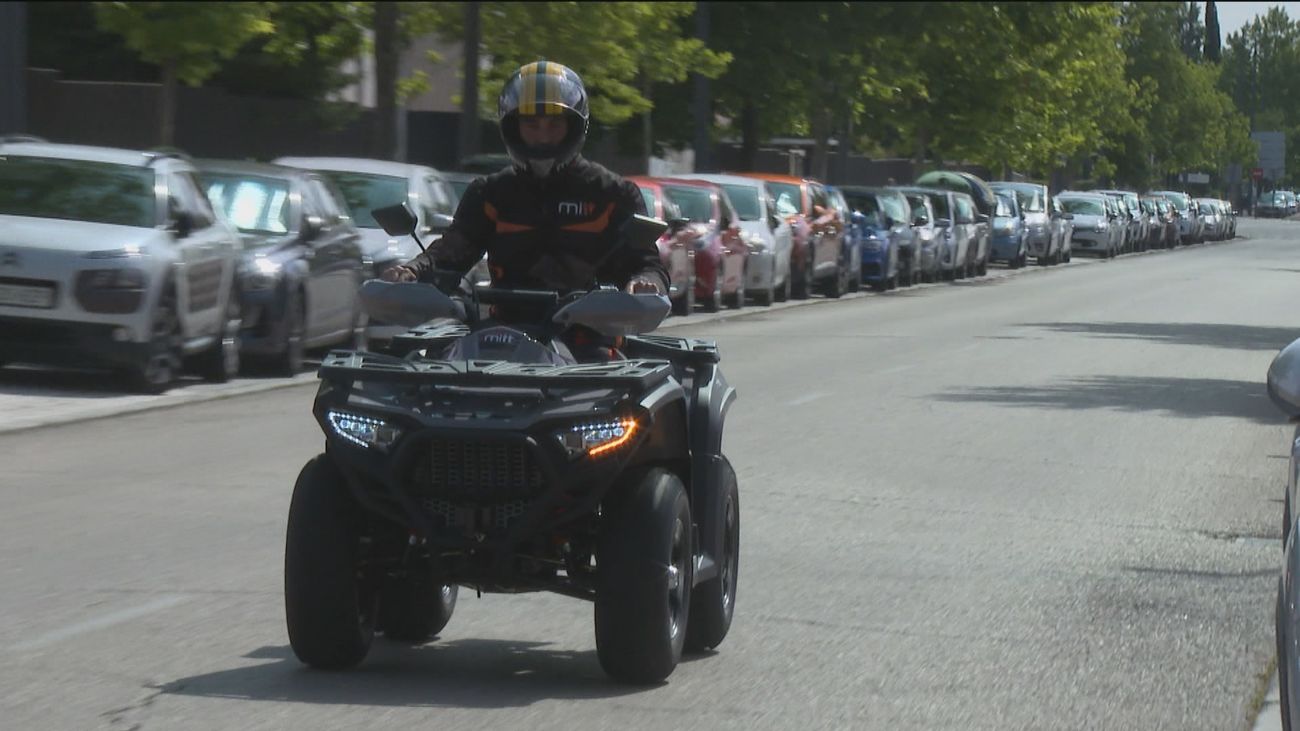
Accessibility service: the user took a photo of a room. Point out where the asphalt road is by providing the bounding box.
[2,221,1295,730]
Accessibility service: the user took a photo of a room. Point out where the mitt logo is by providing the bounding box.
[558,201,595,217]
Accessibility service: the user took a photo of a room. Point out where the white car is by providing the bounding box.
[0,140,243,392]
[670,173,794,305]
[274,157,461,340]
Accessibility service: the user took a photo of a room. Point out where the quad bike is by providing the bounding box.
[284,203,740,684]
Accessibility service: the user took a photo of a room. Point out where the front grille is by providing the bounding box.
[413,436,545,501]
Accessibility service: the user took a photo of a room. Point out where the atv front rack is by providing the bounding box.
[319,350,674,390]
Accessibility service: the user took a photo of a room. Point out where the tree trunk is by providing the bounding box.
[159,59,177,147]
[691,2,711,172]
[810,105,832,182]
[374,1,399,160]
[459,1,481,164]
[740,95,758,171]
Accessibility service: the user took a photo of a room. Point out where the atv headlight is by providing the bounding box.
[555,416,640,459]
[327,410,401,451]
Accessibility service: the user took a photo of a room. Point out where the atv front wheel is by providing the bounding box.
[595,468,693,684]
[284,455,377,669]
[686,460,739,652]
[379,574,457,643]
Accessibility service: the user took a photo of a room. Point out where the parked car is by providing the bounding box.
[839,186,915,289]
[198,159,366,374]
[1144,196,1177,249]
[915,170,994,275]
[901,187,977,280]
[1222,199,1238,238]
[658,178,750,311]
[1194,198,1225,241]
[674,173,796,306]
[894,188,944,283]
[1099,190,1147,253]
[991,181,1058,265]
[731,173,850,299]
[989,190,1029,268]
[627,176,697,315]
[0,141,244,392]
[1048,194,1074,263]
[1059,192,1120,258]
[444,171,480,208]
[1151,190,1198,244]
[823,186,864,294]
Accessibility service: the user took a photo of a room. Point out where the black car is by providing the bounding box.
[197,160,367,374]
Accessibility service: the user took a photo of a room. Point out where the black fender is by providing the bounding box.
[688,362,737,584]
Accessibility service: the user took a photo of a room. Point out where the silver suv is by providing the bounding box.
[0,140,243,392]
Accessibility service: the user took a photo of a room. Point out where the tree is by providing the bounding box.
[1178,0,1205,61]
[93,2,273,145]
[1205,0,1222,62]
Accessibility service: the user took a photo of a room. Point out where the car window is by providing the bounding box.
[1061,198,1103,216]
[177,172,217,228]
[663,185,714,224]
[810,184,830,214]
[768,182,802,217]
[904,194,931,224]
[995,194,1014,217]
[425,175,453,216]
[1016,187,1045,213]
[202,173,292,234]
[0,156,158,228]
[720,184,762,221]
[315,171,408,229]
[167,173,215,230]
[637,186,657,218]
[881,193,909,225]
[718,190,740,227]
[309,177,348,225]
[954,195,974,223]
[929,193,950,220]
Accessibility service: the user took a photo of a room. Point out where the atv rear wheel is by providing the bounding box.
[379,573,457,643]
[685,461,739,652]
[285,455,377,669]
[595,468,693,684]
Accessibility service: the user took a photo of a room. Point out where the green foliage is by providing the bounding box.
[93,2,273,86]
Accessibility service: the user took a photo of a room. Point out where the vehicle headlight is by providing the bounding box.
[79,267,147,289]
[555,416,640,459]
[327,410,402,451]
[244,257,282,290]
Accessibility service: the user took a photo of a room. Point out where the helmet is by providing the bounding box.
[498,61,590,177]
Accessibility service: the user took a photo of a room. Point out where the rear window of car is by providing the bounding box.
[0,156,156,228]
[720,184,761,221]
[1060,198,1103,216]
[663,186,714,223]
[315,171,408,229]
[202,173,292,235]
[767,182,802,217]
[881,193,909,224]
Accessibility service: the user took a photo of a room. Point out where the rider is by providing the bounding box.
[381,61,668,300]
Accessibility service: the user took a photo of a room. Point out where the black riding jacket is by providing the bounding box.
[404,157,668,293]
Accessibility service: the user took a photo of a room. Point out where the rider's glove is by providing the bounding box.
[625,275,664,295]
[380,265,418,283]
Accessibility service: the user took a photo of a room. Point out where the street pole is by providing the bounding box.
[0,2,28,136]
[691,2,712,173]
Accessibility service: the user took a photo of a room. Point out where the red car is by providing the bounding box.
[655,178,750,312]
[628,176,696,315]
[731,173,849,299]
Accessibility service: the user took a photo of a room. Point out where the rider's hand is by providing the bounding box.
[625,276,664,295]
[380,265,417,283]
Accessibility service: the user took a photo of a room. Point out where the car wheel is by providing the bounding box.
[378,573,457,643]
[686,461,739,653]
[595,468,693,684]
[284,454,378,670]
[129,288,182,394]
[276,289,306,376]
[196,288,242,383]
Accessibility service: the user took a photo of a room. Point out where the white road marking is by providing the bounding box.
[11,594,190,652]
[787,392,829,406]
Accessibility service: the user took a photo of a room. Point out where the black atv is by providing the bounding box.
[284,203,740,683]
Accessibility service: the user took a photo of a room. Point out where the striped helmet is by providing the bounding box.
[498,61,590,177]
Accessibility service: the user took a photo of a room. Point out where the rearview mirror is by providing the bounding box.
[372,202,418,237]
[171,211,194,239]
[1268,337,1300,419]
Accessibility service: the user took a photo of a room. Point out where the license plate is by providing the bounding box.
[0,283,55,308]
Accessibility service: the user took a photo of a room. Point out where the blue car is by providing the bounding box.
[838,186,918,290]
[990,191,1029,268]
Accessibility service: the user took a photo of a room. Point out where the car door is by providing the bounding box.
[953,194,976,265]
[763,189,793,284]
[807,183,840,277]
[165,170,227,338]
[715,189,747,293]
[307,175,362,340]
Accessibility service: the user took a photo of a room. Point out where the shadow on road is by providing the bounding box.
[1021,321,1299,352]
[158,640,648,708]
[933,375,1280,423]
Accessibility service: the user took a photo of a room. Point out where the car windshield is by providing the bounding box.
[1164,192,1190,211]
[720,184,761,221]
[1014,187,1045,212]
[663,186,713,223]
[0,156,155,227]
[202,173,292,235]
[1199,202,1215,214]
[1061,198,1103,216]
[995,194,1014,217]
[904,194,930,222]
[767,182,802,216]
[316,172,408,228]
[843,192,882,225]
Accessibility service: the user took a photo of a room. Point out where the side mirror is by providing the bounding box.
[1268,337,1300,419]
[302,214,324,240]
[975,213,990,224]
[372,202,418,237]
[171,211,194,239]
